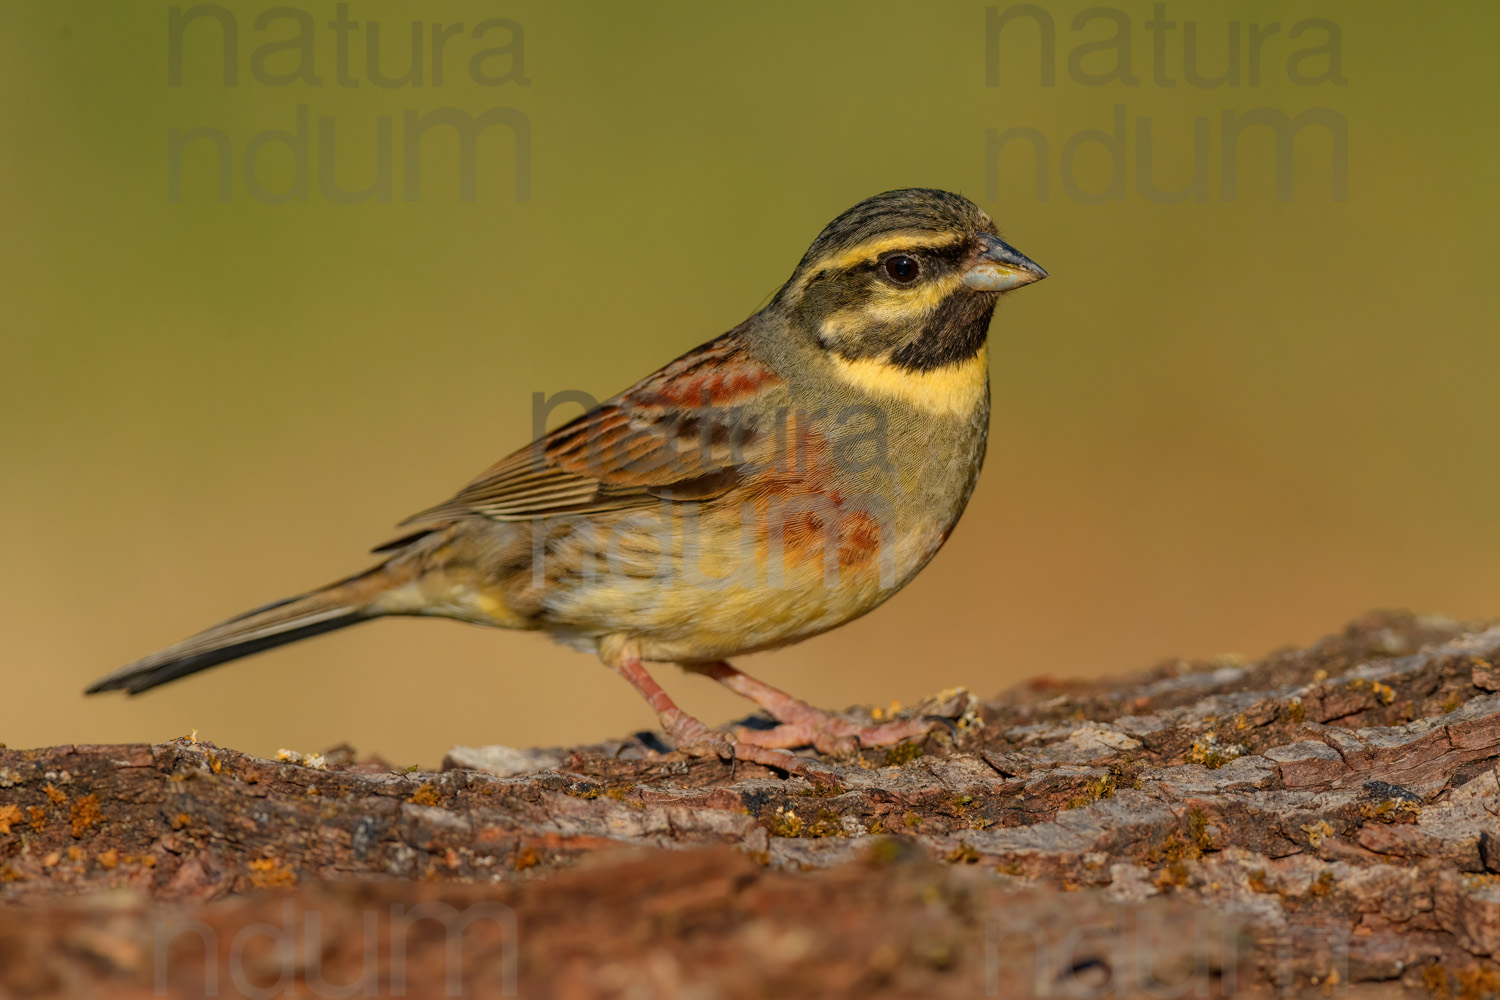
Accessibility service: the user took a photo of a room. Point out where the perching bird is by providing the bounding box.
[88,189,1047,770]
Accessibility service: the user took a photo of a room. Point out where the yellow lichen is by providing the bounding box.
[407,783,442,806]
[0,804,21,835]
[1064,773,1116,810]
[1108,760,1144,790]
[275,748,328,770]
[1455,965,1500,999]
[766,805,803,838]
[1151,808,1213,865]
[1153,861,1191,891]
[1187,732,1246,770]
[247,857,297,889]
[69,794,102,839]
[883,743,924,767]
[804,810,845,838]
[765,805,843,839]
[1360,798,1422,822]
[946,842,981,865]
[1301,819,1335,847]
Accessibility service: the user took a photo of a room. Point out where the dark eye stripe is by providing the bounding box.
[860,239,970,272]
[798,236,972,292]
[920,240,973,265]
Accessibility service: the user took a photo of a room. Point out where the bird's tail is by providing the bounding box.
[86,561,410,696]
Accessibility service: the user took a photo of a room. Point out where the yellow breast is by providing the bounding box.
[827,346,989,418]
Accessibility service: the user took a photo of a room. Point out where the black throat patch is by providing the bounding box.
[887,290,999,372]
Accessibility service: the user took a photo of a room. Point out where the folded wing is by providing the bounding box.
[398,329,785,528]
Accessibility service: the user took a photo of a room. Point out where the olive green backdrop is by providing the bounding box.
[3,1,1496,765]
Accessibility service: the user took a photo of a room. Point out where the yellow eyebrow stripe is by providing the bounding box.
[828,346,989,418]
[819,233,966,273]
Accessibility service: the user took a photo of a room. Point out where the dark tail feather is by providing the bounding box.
[87,612,365,694]
[87,568,394,696]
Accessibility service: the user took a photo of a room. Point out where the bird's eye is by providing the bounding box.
[883,255,920,284]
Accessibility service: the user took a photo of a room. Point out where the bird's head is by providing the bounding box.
[774,188,1047,372]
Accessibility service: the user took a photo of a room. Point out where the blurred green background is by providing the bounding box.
[3,1,1497,766]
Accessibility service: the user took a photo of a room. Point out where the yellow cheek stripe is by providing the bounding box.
[818,309,864,344]
[864,272,962,316]
[817,273,965,345]
[829,346,989,418]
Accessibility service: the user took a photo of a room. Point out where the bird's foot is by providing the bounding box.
[661,712,735,759]
[664,712,836,781]
[731,713,940,756]
[607,649,837,783]
[685,661,941,755]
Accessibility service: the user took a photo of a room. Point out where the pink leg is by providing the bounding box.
[609,652,821,775]
[685,661,937,754]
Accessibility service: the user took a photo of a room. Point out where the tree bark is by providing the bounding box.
[3,611,1500,997]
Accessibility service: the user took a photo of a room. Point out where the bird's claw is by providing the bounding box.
[664,717,841,786]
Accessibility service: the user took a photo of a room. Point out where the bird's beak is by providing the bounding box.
[962,234,1048,292]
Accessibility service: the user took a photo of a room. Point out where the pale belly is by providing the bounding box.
[539,509,956,662]
[534,425,985,661]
